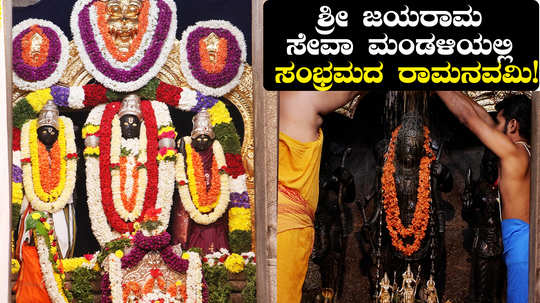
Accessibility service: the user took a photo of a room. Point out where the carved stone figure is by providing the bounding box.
[462,149,504,303]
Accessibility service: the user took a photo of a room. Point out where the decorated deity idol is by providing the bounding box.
[15,100,78,302]
[83,94,177,246]
[376,109,453,301]
[175,109,230,254]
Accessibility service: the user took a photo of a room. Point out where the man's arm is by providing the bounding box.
[437,91,495,127]
[279,91,365,142]
[435,91,518,160]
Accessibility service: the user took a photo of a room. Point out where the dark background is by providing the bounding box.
[13,0,252,64]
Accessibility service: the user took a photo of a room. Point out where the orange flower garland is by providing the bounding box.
[381,125,435,256]
[21,25,50,67]
[94,0,150,62]
[37,141,61,193]
[119,156,142,212]
[199,37,228,74]
[190,150,221,210]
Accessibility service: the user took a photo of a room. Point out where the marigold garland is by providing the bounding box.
[185,142,222,212]
[381,125,435,256]
[177,137,230,225]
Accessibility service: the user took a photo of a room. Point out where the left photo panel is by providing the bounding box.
[9,0,256,302]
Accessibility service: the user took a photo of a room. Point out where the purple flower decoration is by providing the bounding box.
[160,246,189,273]
[72,0,176,91]
[12,165,23,183]
[51,85,70,107]
[12,19,69,90]
[185,26,242,88]
[192,91,219,112]
[230,191,250,208]
[101,273,112,303]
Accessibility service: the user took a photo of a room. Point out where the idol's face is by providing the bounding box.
[120,114,141,139]
[106,0,142,53]
[37,126,58,147]
[192,134,213,152]
[396,134,424,167]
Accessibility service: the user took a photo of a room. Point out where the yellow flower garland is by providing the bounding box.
[207,101,232,126]
[26,88,53,113]
[228,207,251,231]
[82,124,100,139]
[29,118,67,202]
[12,182,23,205]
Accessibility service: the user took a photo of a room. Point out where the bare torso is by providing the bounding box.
[499,143,531,223]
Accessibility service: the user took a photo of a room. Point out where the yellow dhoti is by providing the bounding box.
[277,130,323,303]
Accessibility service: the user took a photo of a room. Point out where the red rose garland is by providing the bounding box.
[99,101,159,233]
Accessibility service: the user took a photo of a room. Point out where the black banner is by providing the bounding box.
[263,0,539,90]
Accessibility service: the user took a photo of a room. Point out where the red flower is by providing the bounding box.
[21,158,31,164]
[156,81,183,107]
[150,268,162,278]
[51,241,56,247]
[202,257,208,262]
[13,128,21,151]
[143,207,162,222]
[39,217,46,222]
[66,153,78,160]
[84,254,93,261]
[178,180,186,186]
[224,153,244,178]
[83,84,108,108]
[219,256,226,263]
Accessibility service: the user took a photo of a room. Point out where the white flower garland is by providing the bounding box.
[179,20,247,97]
[12,18,69,91]
[108,254,124,303]
[140,290,178,303]
[110,116,148,222]
[176,137,230,225]
[204,249,255,267]
[85,101,176,246]
[186,252,203,303]
[70,0,177,92]
[20,116,77,213]
[36,234,69,303]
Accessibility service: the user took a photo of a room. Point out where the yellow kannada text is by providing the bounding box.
[274,61,383,91]
[398,60,538,84]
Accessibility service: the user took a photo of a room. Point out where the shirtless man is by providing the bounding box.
[278,91,363,302]
[436,92,531,303]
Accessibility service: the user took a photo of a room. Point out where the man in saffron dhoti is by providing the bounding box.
[277,91,364,303]
[436,92,531,303]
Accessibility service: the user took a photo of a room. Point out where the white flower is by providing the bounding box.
[229,173,248,194]
[36,234,69,302]
[68,86,85,109]
[178,87,198,111]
